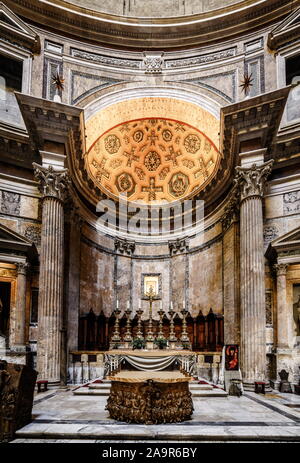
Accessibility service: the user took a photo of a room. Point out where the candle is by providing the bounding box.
[127,301,130,309]
[160,301,162,310]
[116,300,119,308]
[170,302,173,310]
[182,300,185,309]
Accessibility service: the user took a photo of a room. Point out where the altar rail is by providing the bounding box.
[68,351,222,385]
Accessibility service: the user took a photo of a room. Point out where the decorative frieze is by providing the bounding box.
[169,238,189,255]
[32,164,70,201]
[114,238,135,256]
[143,53,164,73]
[166,48,236,69]
[234,160,273,202]
[283,190,300,215]
[24,225,41,247]
[0,191,20,216]
[0,268,16,278]
[70,48,140,69]
[263,225,278,245]
[265,290,273,325]
[221,185,240,231]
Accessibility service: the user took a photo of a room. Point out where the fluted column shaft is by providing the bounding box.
[240,195,266,383]
[274,264,290,349]
[15,262,29,346]
[33,163,70,384]
[236,160,273,387]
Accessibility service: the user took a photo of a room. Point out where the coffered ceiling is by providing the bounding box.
[86,118,220,203]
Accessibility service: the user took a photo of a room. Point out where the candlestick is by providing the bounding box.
[180,307,189,343]
[168,308,177,342]
[145,286,155,341]
[124,307,133,342]
[136,308,144,340]
[111,308,121,343]
[157,309,165,340]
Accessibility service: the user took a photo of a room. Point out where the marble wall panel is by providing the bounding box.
[170,253,186,313]
[79,242,114,316]
[82,224,115,250]
[131,259,170,319]
[264,195,283,219]
[189,241,223,316]
[116,255,131,311]
[19,195,39,219]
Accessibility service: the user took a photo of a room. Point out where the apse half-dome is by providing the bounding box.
[83,96,221,207]
[86,117,220,204]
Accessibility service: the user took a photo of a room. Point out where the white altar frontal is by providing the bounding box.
[104,349,197,377]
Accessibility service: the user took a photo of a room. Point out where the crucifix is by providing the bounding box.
[124,148,139,167]
[92,158,110,181]
[145,285,155,342]
[194,158,209,180]
[142,177,163,201]
[165,146,182,166]
[147,130,158,145]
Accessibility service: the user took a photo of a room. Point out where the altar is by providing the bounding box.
[106,370,194,424]
[104,350,197,377]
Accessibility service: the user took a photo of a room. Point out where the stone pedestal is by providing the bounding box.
[0,361,37,442]
[235,160,273,389]
[33,163,70,386]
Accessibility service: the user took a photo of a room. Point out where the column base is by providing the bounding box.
[47,380,62,389]
[243,380,272,392]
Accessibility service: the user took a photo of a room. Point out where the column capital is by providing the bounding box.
[16,261,30,275]
[234,159,273,202]
[274,263,289,276]
[33,163,71,201]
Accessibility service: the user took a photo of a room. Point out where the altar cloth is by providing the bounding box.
[108,370,192,383]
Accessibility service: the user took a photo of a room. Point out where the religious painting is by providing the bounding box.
[225,344,239,371]
[141,273,162,300]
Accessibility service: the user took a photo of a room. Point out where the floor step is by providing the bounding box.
[189,384,213,390]
[73,387,226,397]
[89,384,111,390]
[73,387,109,396]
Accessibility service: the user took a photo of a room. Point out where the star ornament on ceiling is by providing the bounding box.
[52,73,65,91]
[239,73,254,96]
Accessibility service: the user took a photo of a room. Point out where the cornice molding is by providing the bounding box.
[3,0,299,50]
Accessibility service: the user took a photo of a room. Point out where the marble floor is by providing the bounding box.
[11,387,300,442]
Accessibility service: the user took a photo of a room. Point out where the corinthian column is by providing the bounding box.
[235,160,273,389]
[33,163,70,385]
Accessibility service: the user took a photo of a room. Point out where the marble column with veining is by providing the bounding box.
[14,261,29,347]
[274,263,290,350]
[235,160,273,388]
[33,163,70,385]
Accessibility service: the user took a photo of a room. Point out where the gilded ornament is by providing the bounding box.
[184,134,201,154]
[169,172,189,198]
[104,134,121,154]
[144,151,161,171]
